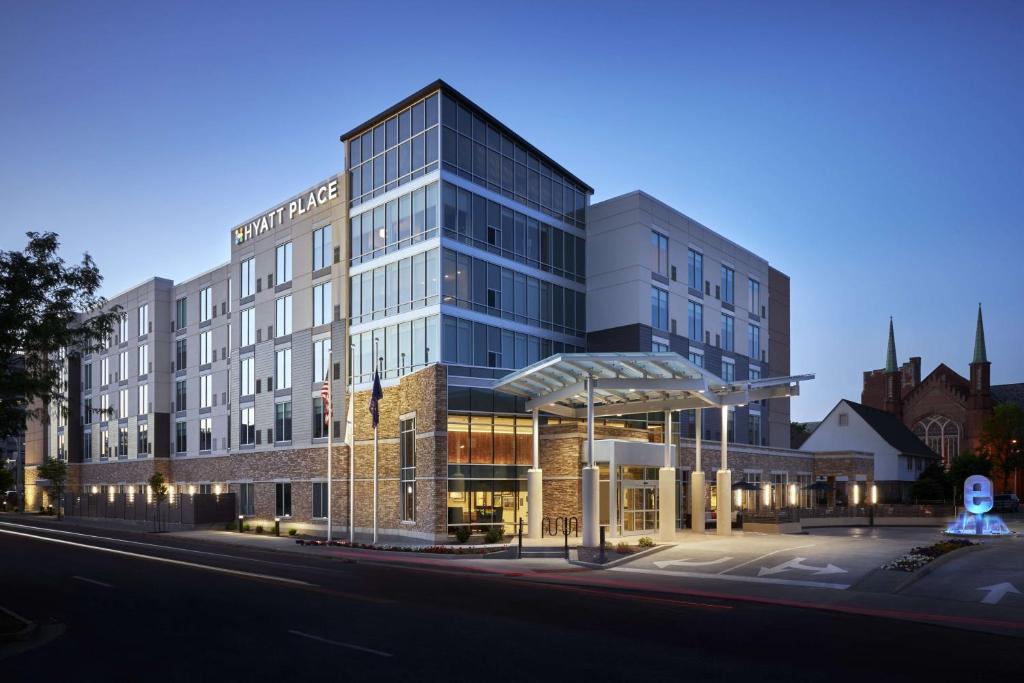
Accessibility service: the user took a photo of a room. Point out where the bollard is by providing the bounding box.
[563,516,569,559]
[517,518,523,559]
[274,517,281,536]
[237,515,244,533]
[600,524,606,563]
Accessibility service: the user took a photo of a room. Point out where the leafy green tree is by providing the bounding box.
[910,463,949,502]
[790,422,810,449]
[37,457,67,519]
[980,404,1024,492]
[0,465,14,498]
[0,232,121,438]
[948,451,994,503]
[148,472,168,532]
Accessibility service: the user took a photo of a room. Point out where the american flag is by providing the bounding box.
[320,373,331,426]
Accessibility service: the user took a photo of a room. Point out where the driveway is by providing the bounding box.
[612,526,945,591]
[902,535,1024,610]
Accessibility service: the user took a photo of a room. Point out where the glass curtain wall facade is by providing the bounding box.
[345,83,591,534]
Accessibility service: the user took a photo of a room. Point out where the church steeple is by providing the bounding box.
[885,317,898,373]
[972,303,988,364]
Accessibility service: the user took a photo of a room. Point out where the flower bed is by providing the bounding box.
[881,538,974,572]
[294,539,497,554]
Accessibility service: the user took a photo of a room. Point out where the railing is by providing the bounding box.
[66,493,237,528]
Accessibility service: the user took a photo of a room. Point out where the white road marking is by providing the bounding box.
[716,543,817,575]
[72,575,113,588]
[978,582,1021,605]
[758,558,847,577]
[288,629,393,657]
[612,566,851,590]
[654,557,734,569]
[0,528,314,587]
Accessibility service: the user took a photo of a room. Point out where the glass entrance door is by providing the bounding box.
[621,482,658,534]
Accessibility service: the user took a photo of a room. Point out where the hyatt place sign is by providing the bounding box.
[234,180,339,245]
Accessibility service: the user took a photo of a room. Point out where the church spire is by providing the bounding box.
[972,303,988,364]
[885,317,897,373]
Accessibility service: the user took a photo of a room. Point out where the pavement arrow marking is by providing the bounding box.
[757,557,847,577]
[978,582,1021,605]
[654,557,734,569]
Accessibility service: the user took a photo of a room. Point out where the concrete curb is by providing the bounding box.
[893,543,987,594]
[569,542,675,570]
[0,605,36,644]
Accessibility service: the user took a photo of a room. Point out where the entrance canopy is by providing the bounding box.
[492,352,813,418]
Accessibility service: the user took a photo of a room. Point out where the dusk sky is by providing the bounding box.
[2,1,1021,422]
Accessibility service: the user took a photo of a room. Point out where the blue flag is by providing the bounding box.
[369,369,383,429]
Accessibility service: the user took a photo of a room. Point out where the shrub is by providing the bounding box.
[288,528,297,536]
[454,526,471,543]
[243,523,251,532]
[256,525,264,534]
[484,526,504,544]
[615,542,634,554]
[638,536,655,548]
[224,523,234,531]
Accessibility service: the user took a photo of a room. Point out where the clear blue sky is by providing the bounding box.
[2,0,1021,422]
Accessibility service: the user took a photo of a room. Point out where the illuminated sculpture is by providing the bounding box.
[946,475,1012,536]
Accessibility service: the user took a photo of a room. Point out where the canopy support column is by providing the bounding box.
[659,410,676,541]
[691,408,705,533]
[527,408,543,539]
[582,376,600,547]
[716,405,732,536]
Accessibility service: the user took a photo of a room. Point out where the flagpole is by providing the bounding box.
[326,349,332,543]
[373,349,380,546]
[348,341,355,544]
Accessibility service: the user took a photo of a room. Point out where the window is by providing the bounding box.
[313,283,332,327]
[275,402,292,442]
[100,428,109,458]
[276,242,293,284]
[275,482,292,517]
[118,314,128,343]
[137,423,149,455]
[688,249,702,290]
[138,344,149,377]
[688,352,704,368]
[119,389,129,418]
[721,361,735,383]
[239,483,255,516]
[748,323,760,359]
[720,265,734,304]
[84,398,93,424]
[650,230,668,277]
[721,313,734,351]
[650,287,668,330]
[313,338,332,383]
[199,287,212,322]
[176,297,187,330]
[241,357,254,396]
[199,418,212,451]
[313,397,328,439]
[175,338,187,370]
[100,358,109,386]
[175,421,187,453]
[199,331,212,365]
[138,304,149,337]
[241,308,255,346]
[115,426,126,458]
[275,348,292,389]
[200,374,212,409]
[400,417,416,522]
[240,407,255,445]
[84,363,92,391]
[652,340,669,352]
[313,226,333,271]
[312,482,328,519]
[100,394,110,420]
[749,366,761,381]
[687,301,702,340]
[275,295,292,336]
[138,384,149,415]
[175,380,187,411]
[838,413,849,426]
[240,258,255,298]
[748,412,762,446]
[118,351,128,381]
[748,278,760,313]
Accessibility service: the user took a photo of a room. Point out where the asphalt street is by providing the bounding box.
[0,520,1019,682]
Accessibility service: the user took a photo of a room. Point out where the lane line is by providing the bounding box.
[72,575,113,588]
[613,566,851,590]
[288,629,393,657]
[0,521,341,574]
[0,528,314,587]
[716,543,818,575]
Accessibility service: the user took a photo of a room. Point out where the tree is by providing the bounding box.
[37,457,67,519]
[148,472,168,532]
[910,463,950,502]
[790,422,811,449]
[0,232,121,438]
[979,404,1024,492]
[0,464,13,502]
[948,451,993,504]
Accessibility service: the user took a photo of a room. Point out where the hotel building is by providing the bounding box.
[24,81,865,541]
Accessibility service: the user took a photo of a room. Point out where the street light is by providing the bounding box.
[274,516,281,537]
[237,514,244,533]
